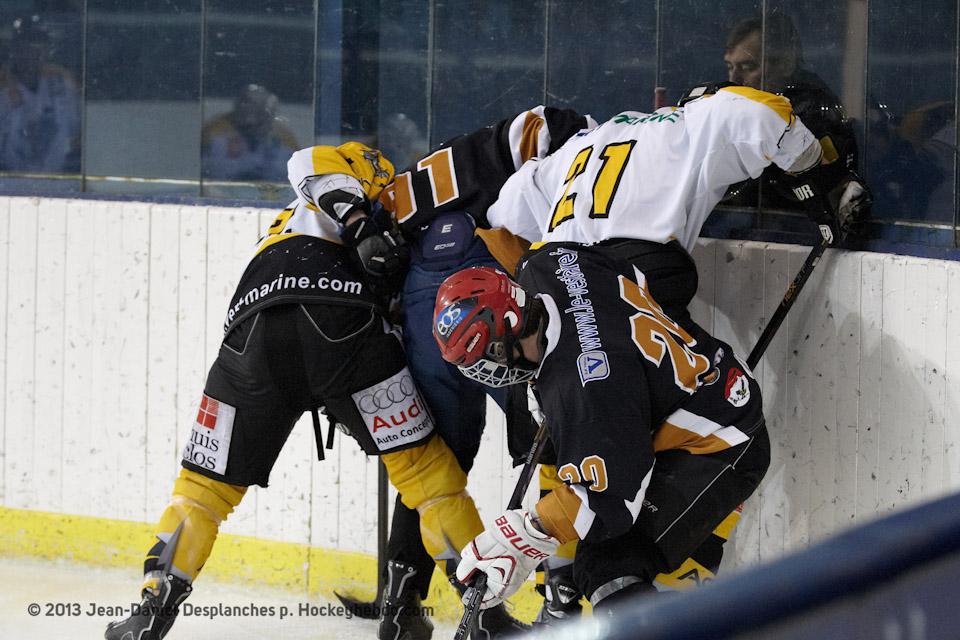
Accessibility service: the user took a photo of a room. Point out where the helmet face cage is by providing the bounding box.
[433,267,537,387]
[458,358,535,388]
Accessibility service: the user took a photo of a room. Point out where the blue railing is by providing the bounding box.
[576,491,960,640]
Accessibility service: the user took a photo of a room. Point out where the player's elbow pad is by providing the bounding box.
[317,188,370,226]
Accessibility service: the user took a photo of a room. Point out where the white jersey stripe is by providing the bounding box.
[570,484,597,539]
[666,408,750,447]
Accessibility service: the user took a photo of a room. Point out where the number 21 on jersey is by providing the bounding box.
[549,140,637,231]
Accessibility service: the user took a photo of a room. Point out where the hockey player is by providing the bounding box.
[431,84,870,612]
[104,142,484,640]
[370,105,596,639]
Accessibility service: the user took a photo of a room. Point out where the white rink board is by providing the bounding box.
[3,196,960,572]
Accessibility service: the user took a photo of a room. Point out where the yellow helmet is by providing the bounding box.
[305,142,394,202]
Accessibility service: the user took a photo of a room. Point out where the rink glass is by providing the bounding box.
[0,0,957,252]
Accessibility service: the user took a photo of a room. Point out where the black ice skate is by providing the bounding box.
[104,571,192,640]
[473,602,532,638]
[378,560,434,640]
[533,569,582,627]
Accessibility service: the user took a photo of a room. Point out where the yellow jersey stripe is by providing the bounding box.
[654,422,737,455]
[474,227,530,275]
[535,485,584,544]
[720,86,794,124]
[712,507,743,541]
[519,112,546,163]
[255,232,304,256]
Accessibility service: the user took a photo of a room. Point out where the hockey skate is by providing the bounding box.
[378,560,434,640]
[473,603,532,638]
[104,571,191,640]
[533,570,582,627]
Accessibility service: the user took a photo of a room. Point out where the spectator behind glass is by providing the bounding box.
[724,14,821,93]
[721,14,859,215]
[201,84,299,183]
[868,99,956,222]
[377,112,428,175]
[0,14,80,174]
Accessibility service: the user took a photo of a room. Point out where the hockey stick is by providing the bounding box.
[746,236,830,370]
[455,418,550,640]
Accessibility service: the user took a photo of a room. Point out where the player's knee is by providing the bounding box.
[150,470,248,582]
[382,435,484,567]
[574,535,667,604]
[172,468,247,523]
[381,434,467,510]
[417,490,483,569]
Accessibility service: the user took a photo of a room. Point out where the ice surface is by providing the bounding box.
[0,557,453,639]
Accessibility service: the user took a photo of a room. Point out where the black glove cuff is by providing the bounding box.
[317,189,370,224]
[340,216,380,247]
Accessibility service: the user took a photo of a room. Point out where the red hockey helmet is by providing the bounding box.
[433,267,538,387]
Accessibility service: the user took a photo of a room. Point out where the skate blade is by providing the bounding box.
[333,591,381,619]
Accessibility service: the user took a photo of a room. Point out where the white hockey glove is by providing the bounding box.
[456,510,559,610]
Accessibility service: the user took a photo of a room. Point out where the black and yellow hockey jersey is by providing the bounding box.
[380,105,596,273]
[519,243,764,543]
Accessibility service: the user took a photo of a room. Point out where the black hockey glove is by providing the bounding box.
[341,215,410,294]
[783,160,872,245]
[356,228,410,284]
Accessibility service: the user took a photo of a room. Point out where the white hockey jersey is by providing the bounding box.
[487,86,820,251]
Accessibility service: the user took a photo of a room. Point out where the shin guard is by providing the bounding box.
[382,435,483,576]
[144,468,247,588]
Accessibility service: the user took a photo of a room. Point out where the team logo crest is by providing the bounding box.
[724,367,750,407]
[435,302,469,339]
[363,149,391,179]
[577,350,610,386]
[352,368,434,451]
[182,394,235,475]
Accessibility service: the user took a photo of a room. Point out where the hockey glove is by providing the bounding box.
[355,227,410,283]
[784,161,872,245]
[456,510,559,610]
[341,215,410,294]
